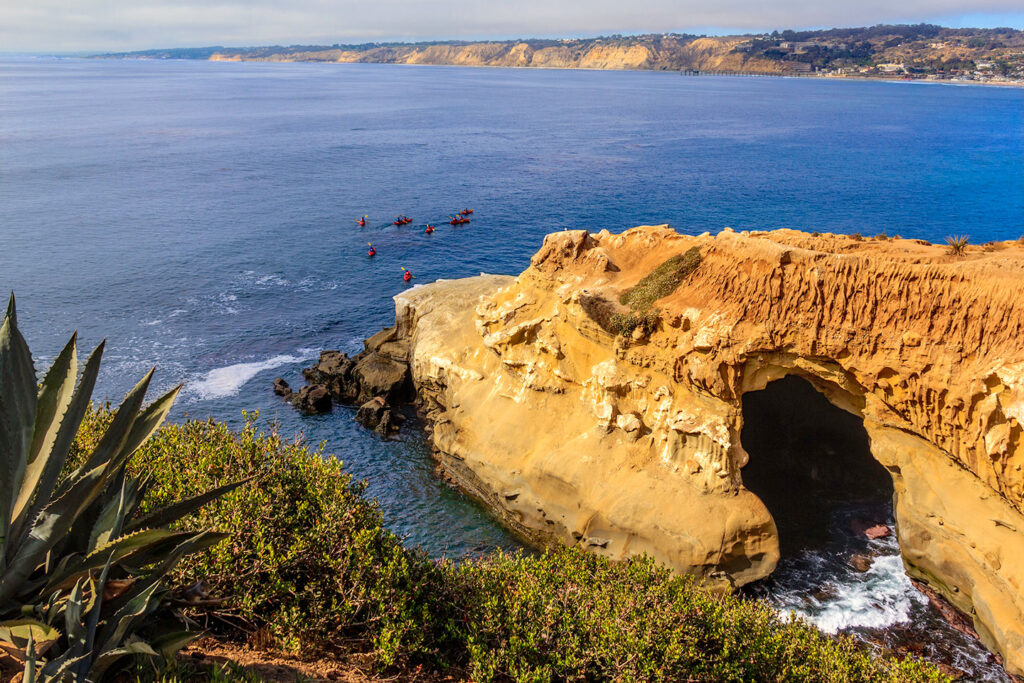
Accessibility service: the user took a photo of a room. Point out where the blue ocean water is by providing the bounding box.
[2,58,1023,676]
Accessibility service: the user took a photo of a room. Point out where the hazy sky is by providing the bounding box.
[1,0,1022,53]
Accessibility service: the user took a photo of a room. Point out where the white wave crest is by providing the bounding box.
[188,351,315,400]
[776,553,928,633]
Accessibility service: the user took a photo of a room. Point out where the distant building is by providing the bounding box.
[877,63,905,74]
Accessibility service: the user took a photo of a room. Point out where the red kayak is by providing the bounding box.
[393,216,413,226]
[459,209,474,215]
[449,216,470,225]
[425,224,436,234]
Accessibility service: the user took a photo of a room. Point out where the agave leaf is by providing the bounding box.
[149,629,202,660]
[66,368,154,486]
[23,627,36,683]
[13,333,77,528]
[88,476,131,554]
[74,555,113,683]
[42,528,179,595]
[118,530,228,577]
[0,464,109,605]
[126,477,251,534]
[12,341,106,553]
[97,580,161,657]
[110,383,181,472]
[39,651,89,681]
[64,580,87,659]
[0,618,61,660]
[0,293,38,564]
[89,640,159,680]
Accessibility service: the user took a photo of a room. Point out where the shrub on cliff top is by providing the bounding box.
[620,247,701,313]
[73,411,950,682]
[71,408,457,663]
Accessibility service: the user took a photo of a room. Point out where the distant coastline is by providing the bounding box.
[96,24,1024,86]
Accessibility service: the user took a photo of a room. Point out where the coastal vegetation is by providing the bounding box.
[69,410,949,681]
[0,296,240,682]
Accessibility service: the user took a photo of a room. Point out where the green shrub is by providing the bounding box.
[74,413,950,681]
[619,247,701,313]
[71,409,457,665]
[609,310,660,338]
[451,549,948,682]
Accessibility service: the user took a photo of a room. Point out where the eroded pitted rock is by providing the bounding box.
[378,225,1024,675]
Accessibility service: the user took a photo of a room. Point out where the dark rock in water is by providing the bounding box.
[272,377,292,398]
[849,554,874,572]
[355,397,388,429]
[375,408,397,436]
[352,352,410,403]
[292,384,332,414]
[303,350,358,402]
[355,397,404,436]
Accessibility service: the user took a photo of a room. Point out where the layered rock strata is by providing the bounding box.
[383,226,1024,674]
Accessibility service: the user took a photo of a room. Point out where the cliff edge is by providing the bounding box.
[386,226,1024,674]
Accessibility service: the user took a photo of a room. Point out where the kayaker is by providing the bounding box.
[425,224,435,234]
[402,267,413,282]
[367,243,376,257]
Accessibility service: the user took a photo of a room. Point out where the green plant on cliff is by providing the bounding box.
[609,310,661,338]
[69,409,458,664]
[0,295,241,682]
[619,247,702,313]
[946,234,970,256]
[77,410,952,682]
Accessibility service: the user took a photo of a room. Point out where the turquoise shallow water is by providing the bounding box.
[2,57,1022,678]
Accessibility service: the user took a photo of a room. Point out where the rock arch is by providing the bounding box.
[385,226,1024,674]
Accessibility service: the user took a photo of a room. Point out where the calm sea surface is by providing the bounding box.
[2,57,1022,678]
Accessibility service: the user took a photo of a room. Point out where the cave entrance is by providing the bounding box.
[740,375,894,555]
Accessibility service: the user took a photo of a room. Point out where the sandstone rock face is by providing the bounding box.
[387,227,1024,674]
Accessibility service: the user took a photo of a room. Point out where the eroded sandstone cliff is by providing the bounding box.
[209,36,787,73]
[386,226,1024,674]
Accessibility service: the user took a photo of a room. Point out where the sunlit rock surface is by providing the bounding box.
[388,226,1024,674]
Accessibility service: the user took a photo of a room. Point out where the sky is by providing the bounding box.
[1,0,1022,53]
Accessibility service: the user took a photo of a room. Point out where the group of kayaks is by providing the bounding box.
[359,208,475,281]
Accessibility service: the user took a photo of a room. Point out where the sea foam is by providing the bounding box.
[188,351,315,400]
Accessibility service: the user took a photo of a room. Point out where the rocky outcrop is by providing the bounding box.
[276,331,412,423]
[380,226,1024,674]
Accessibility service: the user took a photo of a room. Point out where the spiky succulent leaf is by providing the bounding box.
[0,464,109,605]
[13,333,77,531]
[43,528,179,595]
[88,477,131,554]
[126,478,250,534]
[0,618,61,660]
[66,369,154,484]
[0,294,38,563]
[12,342,106,554]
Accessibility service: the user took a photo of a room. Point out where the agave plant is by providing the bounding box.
[0,295,244,681]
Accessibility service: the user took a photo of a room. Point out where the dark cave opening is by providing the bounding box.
[740,375,895,554]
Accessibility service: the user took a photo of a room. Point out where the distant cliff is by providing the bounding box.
[103,25,1024,82]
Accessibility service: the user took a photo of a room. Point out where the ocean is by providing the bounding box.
[2,57,1022,678]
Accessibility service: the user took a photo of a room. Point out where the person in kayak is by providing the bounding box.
[402,267,413,282]
[425,224,435,234]
[367,242,376,257]
[357,215,367,226]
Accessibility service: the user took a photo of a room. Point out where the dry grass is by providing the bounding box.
[619,247,701,312]
[946,235,970,257]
